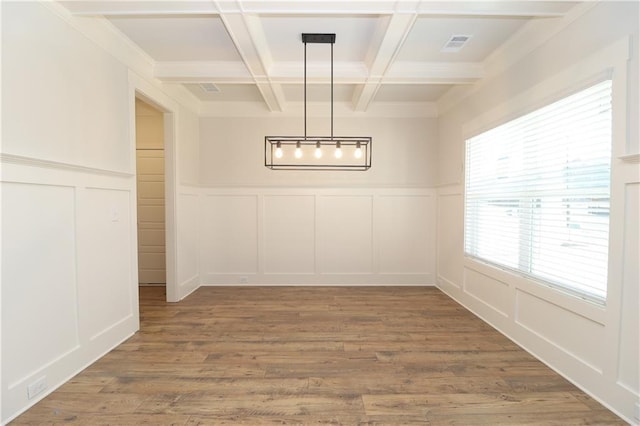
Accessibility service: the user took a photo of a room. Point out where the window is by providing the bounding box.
[464,80,612,302]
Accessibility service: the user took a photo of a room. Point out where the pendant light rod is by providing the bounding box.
[302,33,336,141]
[331,41,334,141]
[304,40,307,141]
[265,33,371,171]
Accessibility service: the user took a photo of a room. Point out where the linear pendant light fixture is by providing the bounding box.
[265,33,372,171]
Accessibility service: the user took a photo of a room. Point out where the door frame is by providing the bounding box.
[128,72,179,302]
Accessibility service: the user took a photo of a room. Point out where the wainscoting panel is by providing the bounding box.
[515,289,605,373]
[77,187,134,341]
[318,195,373,275]
[617,182,639,393]
[177,190,200,297]
[263,195,315,275]
[1,157,139,422]
[200,188,436,285]
[463,266,510,318]
[436,191,463,288]
[378,195,433,274]
[1,182,80,387]
[201,195,259,275]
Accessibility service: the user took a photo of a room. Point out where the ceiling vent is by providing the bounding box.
[199,83,220,93]
[441,35,472,52]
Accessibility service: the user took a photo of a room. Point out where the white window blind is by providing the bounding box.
[464,80,612,302]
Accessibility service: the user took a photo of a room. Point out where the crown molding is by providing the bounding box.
[44,1,154,77]
[42,1,203,113]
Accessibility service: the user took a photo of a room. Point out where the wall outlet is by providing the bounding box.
[27,376,47,400]
[240,276,249,284]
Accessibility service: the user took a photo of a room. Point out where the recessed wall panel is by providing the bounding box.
[177,193,199,285]
[202,195,258,274]
[516,290,605,372]
[318,196,373,274]
[78,188,133,340]
[618,183,639,392]
[437,192,464,286]
[463,267,510,317]
[1,182,79,385]
[264,195,315,274]
[378,195,432,274]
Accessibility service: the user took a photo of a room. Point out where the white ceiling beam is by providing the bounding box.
[352,12,417,112]
[215,5,286,112]
[269,62,370,83]
[216,1,572,17]
[62,1,572,18]
[153,60,483,85]
[415,1,575,18]
[60,1,220,16]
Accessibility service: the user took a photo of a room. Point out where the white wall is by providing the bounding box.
[198,113,438,285]
[435,2,639,423]
[174,104,200,298]
[200,115,437,187]
[0,1,200,422]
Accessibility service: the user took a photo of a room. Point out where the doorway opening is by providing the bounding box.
[135,98,166,287]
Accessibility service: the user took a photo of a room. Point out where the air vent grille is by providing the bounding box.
[199,83,220,93]
[442,35,472,52]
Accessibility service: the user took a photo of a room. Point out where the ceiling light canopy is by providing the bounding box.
[265,33,372,171]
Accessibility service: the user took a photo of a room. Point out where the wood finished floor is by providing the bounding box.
[12,286,623,425]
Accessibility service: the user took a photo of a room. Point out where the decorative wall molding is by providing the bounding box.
[199,186,437,286]
[1,162,139,423]
[0,153,134,178]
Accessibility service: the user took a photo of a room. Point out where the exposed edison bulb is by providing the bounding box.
[334,141,343,159]
[275,142,283,159]
[354,142,363,159]
[314,142,322,159]
[294,141,303,159]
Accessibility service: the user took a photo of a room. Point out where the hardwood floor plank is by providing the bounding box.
[308,375,513,395]
[100,377,310,395]
[362,392,590,416]
[424,411,626,425]
[10,286,624,425]
[136,393,364,417]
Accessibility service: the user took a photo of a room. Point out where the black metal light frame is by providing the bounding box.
[265,136,372,171]
[264,33,372,171]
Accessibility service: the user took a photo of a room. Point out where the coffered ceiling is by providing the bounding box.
[59,1,580,112]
